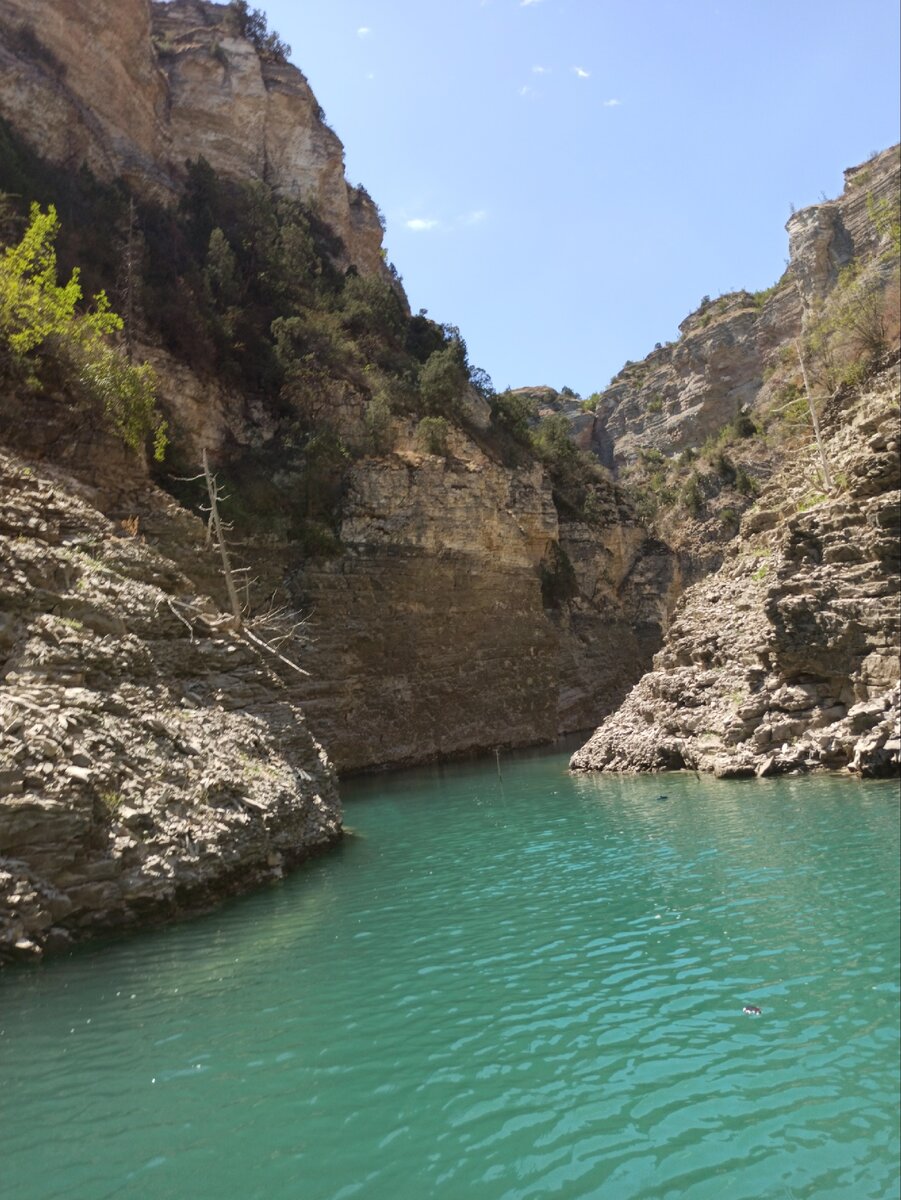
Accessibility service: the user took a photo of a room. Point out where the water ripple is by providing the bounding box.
[1,760,898,1200]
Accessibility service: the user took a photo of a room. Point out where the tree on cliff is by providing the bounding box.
[0,202,166,459]
[226,1,291,63]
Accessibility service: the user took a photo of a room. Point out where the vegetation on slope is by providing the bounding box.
[0,117,620,545]
[0,199,167,459]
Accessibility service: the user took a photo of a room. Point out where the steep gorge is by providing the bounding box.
[0,0,676,956]
[0,1,898,963]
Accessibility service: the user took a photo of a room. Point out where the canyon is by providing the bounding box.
[0,0,898,961]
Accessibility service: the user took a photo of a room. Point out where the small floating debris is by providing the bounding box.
[742,1004,762,1016]
[656,794,668,801]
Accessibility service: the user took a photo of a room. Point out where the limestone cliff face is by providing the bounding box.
[0,0,676,779]
[592,147,900,470]
[572,353,900,778]
[0,443,341,964]
[0,0,388,275]
[273,431,674,772]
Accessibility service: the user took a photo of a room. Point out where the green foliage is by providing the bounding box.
[362,392,393,454]
[719,507,740,533]
[416,416,450,456]
[734,466,759,498]
[341,271,406,341]
[419,342,469,415]
[468,365,494,403]
[581,488,608,524]
[0,203,166,458]
[729,410,758,438]
[491,389,536,441]
[712,451,737,483]
[681,472,705,517]
[0,203,111,354]
[868,192,901,257]
[646,395,663,414]
[797,491,827,513]
[226,1,291,62]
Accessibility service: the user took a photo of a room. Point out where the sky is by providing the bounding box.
[261,0,900,396]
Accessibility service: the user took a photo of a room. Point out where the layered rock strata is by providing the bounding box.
[269,426,675,772]
[0,0,387,274]
[0,447,341,964]
[572,354,901,778]
[592,147,900,470]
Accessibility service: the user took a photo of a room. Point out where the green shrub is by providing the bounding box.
[491,389,536,441]
[416,416,449,455]
[734,466,759,498]
[362,392,393,454]
[0,203,167,458]
[419,343,468,415]
[720,507,740,532]
[681,473,704,516]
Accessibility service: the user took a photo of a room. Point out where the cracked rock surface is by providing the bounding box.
[0,449,341,964]
[572,355,900,779]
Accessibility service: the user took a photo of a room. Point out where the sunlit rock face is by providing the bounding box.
[573,354,901,778]
[0,445,341,964]
[589,147,900,471]
[0,0,388,275]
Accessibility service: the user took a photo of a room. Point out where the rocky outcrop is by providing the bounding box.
[572,354,900,778]
[592,146,900,470]
[0,0,388,275]
[0,446,341,964]
[264,425,675,772]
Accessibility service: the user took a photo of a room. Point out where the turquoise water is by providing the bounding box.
[1,751,899,1200]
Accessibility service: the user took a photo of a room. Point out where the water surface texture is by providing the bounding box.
[2,752,899,1200]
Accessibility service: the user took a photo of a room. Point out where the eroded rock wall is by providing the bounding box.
[572,354,901,778]
[0,445,341,963]
[286,434,674,772]
[0,0,388,274]
[593,147,900,469]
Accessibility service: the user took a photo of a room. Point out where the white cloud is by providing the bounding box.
[519,84,535,96]
[460,210,488,226]
[405,218,439,232]
[602,98,622,106]
[572,66,590,78]
[357,26,372,37]
[532,65,550,74]
[521,0,543,6]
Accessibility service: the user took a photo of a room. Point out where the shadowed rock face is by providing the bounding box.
[286,446,680,772]
[0,0,387,275]
[0,0,678,778]
[572,353,901,779]
[589,147,900,471]
[0,446,341,964]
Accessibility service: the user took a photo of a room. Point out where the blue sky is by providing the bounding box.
[262,0,900,396]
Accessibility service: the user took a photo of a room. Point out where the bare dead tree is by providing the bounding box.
[794,340,834,492]
[792,279,835,493]
[202,448,243,625]
[171,449,312,676]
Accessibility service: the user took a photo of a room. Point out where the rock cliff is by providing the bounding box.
[572,351,900,778]
[0,2,676,776]
[591,147,900,471]
[0,441,341,964]
[0,0,387,275]
[290,432,677,771]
